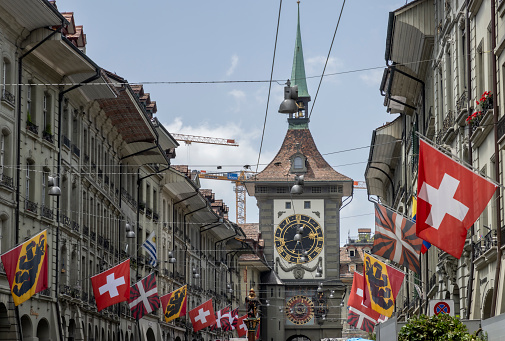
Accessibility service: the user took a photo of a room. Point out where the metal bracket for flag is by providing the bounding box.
[415,132,505,189]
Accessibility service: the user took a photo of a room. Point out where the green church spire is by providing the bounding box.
[291,1,310,100]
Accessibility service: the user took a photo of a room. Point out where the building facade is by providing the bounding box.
[0,1,248,341]
[365,0,505,327]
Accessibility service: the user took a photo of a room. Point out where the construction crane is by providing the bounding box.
[171,133,239,147]
[197,170,255,225]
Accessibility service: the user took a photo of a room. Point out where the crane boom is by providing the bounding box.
[198,171,254,225]
[171,133,239,146]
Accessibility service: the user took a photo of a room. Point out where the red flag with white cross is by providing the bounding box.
[189,299,216,332]
[417,140,497,258]
[347,272,381,332]
[236,314,248,337]
[91,259,130,312]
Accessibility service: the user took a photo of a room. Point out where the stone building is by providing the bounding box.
[0,1,247,341]
[365,0,505,330]
[244,4,352,340]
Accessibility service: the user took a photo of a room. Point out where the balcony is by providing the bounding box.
[71,221,79,233]
[90,231,96,242]
[104,175,109,185]
[473,230,497,260]
[104,239,110,250]
[41,205,54,220]
[98,235,104,246]
[98,169,103,179]
[146,207,152,219]
[139,202,146,213]
[42,130,54,143]
[62,135,71,149]
[71,144,80,157]
[0,174,13,190]
[25,199,38,214]
[26,121,38,136]
[61,214,71,228]
[59,285,72,296]
[153,212,159,222]
[91,162,96,172]
[83,225,89,236]
[84,153,89,164]
[1,88,15,107]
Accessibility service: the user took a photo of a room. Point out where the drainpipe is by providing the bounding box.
[490,0,501,317]
[465,0,475,320]
[14,26,60,341]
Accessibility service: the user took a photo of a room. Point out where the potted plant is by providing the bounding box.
[465,111,483,126]
[476,91,493,111]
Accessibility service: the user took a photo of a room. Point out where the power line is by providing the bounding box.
[255,0,283,174]
[308,0,346,119]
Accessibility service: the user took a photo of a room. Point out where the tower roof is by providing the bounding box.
[253,128,351,183]
[291,2,310,100]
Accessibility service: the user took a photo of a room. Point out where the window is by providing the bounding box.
[349,249,355,257]
[311,187,322,193]
[43,93,47,132]
[304,201,311,209]
[256,186,268,194]
[276,187,287,193]
[285,202,291,209]
[294,156,303,169]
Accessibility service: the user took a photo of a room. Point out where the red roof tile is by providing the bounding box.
[253,128,351,182]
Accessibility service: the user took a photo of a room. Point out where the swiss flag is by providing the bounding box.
[189,299,216,332]
[417,140,497,258]
[348,272,380,320]
[236,314,248,337]
[91,259,130,312]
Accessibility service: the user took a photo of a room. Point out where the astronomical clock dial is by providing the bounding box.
[275,214,324,264]
[286,295,314,325]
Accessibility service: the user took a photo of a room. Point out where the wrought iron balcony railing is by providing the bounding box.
[1,88,15,106]
[41,205,54,220]
[25,199,38,213]
[0,174,13,189]
[62,135,71,149]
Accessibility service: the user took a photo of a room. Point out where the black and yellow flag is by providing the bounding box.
[1,230,48,306]
[160,285,187,322]
[363,253,404,317]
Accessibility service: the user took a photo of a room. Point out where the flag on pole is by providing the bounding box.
[347,272,381,332]
[128,273,160,320]
[1,230,48,306]
[236,314,248,337]
[210,306,230,331]
[417,139,497,258]
[91,259,130,312]
[363,253,404,317]
[372,203,422,273]
[230,307,239,330]
[189,299,216,332]
[141,231,157,267]
[160,285,187,322]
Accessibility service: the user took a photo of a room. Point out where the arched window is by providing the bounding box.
[293,156,303,169]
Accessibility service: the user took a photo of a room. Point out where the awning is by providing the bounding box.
[120,142,170,166]
[67,70,116,100]
[24,30,96,76]
[382,0,434,115]
[365,117,402,200]
[0,0,65,31]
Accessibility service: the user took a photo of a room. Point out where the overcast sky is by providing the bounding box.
[58,0,406,245]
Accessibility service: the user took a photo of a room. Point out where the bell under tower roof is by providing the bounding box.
[291,1,310,101]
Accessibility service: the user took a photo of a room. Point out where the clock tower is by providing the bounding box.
[244,3,353,341]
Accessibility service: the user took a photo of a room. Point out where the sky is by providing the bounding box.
[58,0,406,246]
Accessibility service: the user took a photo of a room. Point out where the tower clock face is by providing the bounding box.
[275,214,324,264]
[286,295,314,325]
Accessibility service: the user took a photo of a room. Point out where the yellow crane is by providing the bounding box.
[171,133,239,147]
[197,170,255,225]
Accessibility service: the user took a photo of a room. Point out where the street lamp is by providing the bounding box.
[290,174,304,195]
[126,222,135,239]
[48,176,61,196]
[168,251,176,263]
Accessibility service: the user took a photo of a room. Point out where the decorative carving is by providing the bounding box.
[276,257,322,274]
[277,211,286,218]
[293,267,304,279]
[312,211,320,218]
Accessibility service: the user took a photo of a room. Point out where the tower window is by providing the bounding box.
[294,156,303,169]
[311,187,322,193]
[304,201,311,209]
[285,202,291,209]
[349,250,355,257]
